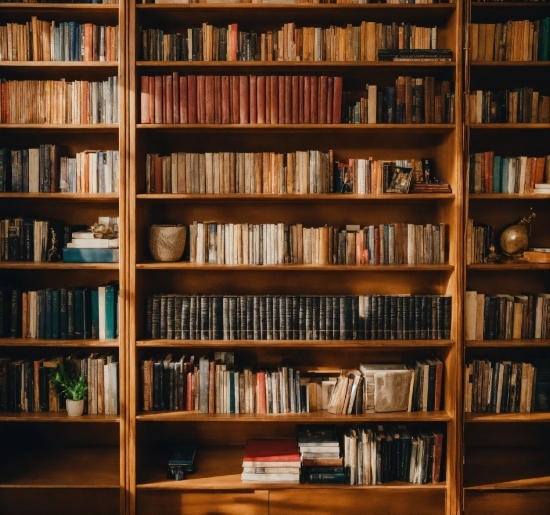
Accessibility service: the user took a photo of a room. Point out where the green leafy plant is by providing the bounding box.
[49,360,87,402]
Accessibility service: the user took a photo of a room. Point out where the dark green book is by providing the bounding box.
[91,289,99,339]
[63,248,119,263]
[73,287,84,339]
[51,288,60,339]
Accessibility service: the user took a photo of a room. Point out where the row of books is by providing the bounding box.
[0,353,119,415]
[468,88,550,124]
[0,282,119,340]
[140,73,344,124]
[150,0,448,4]
[468,153,550,194]
[0,19,118,62]
[470,18,550,62]
[465,220,494,265]
[187,221,447,265]
[465,291,550,341]
[464,358,549,413]
[0,147,120,193]
[346,78,453,124]
[140,22,440,62]
[0,77,119,124]
[2,0,117,3]
[145,151,441,195]
[142,352,310,413]
[329,360,443,415]
[145,293,452,341]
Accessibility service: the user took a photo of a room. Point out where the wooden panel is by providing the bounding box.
[0,489,120,515]
[136,491,268,515]
[464,491,550,515]
[270,488,446,515]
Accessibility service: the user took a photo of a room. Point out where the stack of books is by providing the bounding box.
[63,217,119,263]
[241,439,301,483]
[298,425,344,483]
[167,444,197,481]
[524,248,550,263]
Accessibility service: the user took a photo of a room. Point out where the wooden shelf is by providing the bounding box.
[467,263,550,271]
[0,262,119,270]
[464,447,550,491]
[469,123,550,130]
[136,410,452,423]
[0,4,119,13]
[465,413,550,423]
[137,193,455,201]
[0,446,120,488]
[136,338,454,349]
[469,193,550,200]
[0,62,118,69]
[0,338,119,348]
[136,445,447,491]
[0,193,119,201]
[0,412,119,423]
[465,339,550,348]
[0,124,118,131]
[136,263,454,272]
[137,61,456,69]
[136,123,456,133]
[471,62,550,67]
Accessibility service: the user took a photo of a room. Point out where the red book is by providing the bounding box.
[265,75,271,124]
[310,75,318,124]
[221,76,230,124]
[140,76,150,124]
[431,432,444,483]
[249,75,257,124]
[278,76,285,124]
[179,76,188,123]
[327,77,334,123]
[172,72,179,124]
[188,75,197,124]
[239,75,249,124]
[197,75,206,123]
[291,76,299,124]
[270,76,278,124]
[154,76,163,124]
[205,75,214,124]
[434,358,443,411]
[284,76,292,124]
[319,75,328,124]
[303,76,311,123]
[332,76,343,124]
[298,75,304,123]
[165,75,173,124]
[255,371,266,413]
[242,439,301,466]
[214,75,222,124]
[231,76,240,124]
[373,226,380,264]
[257,75,266,124]
[147,77,154,125]
[186,369,193,411]
[484,151,494,193]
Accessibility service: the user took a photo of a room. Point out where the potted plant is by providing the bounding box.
[49,360,87,416]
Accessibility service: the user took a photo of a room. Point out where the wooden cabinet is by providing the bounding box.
[128,2,462,515]
[0,2,126,514]
[463,1,550,513]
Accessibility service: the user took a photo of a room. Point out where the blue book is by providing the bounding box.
[492,155,502,193]
[501,157,509,194]
[63,248,119,263]
[104,284,117,339]
[91,289,99,339]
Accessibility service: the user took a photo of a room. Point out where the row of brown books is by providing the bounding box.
[470,18,550,62]
[465,220,494,265]
[140,73,344,124]
[0,353,118,415]
[145,151,442,195]
[468,87,550,124]
[469,153,550,194]
[0,18,118,62]
[464,359,548,413]
[465,291,550,341]
[145,293,452,341]
[187,221,447,265]
[0,146,120,194]
[342,424,444,485]
[140,22,440,62]
[0,77,119,124]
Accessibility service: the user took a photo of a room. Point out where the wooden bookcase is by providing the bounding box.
[0,2,127,515]
[463,1,550,515]
[128,2,462,515]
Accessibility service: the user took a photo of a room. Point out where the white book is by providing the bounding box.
[465,291,478,341]
[28,148,40,193]
[67,238,119,248]
[71,231,95,239]
[98,286,107,340]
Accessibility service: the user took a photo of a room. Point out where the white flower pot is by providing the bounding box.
[66,399,84,417]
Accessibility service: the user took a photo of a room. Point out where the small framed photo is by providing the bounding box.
[386,167,413,193]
